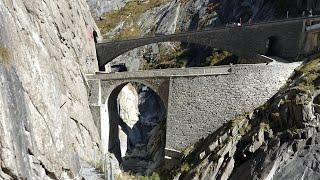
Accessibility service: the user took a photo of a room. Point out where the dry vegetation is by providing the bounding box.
[0,45,11,65]
[116,25,142,40]
[141,47,188,70]
[116,172,161,180]
[289,54,320,92]
[203,50,235,66]
[97,0,169,40]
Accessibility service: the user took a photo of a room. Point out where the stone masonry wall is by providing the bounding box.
[96,17,314,68]
[166,62,301,150]
[0,0,100,178]
[87,62,302,153]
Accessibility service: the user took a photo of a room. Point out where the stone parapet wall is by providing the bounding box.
[166,62,301,150]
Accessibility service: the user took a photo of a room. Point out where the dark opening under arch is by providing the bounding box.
[266,36,279,56]
[107,82,167,174]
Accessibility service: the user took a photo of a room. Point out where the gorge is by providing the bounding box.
[1,0,320,179]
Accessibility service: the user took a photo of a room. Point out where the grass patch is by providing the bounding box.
[0,45,11,65]
[180,163,190,172]
[206,3,220,14]
[292,55,320,92]
[97,0,169,40]
[115,25,142,40]
[141,46,187,70]
[182,144,194,157]
[116,172,161,180]
[239,122,252,136]
[202,49,237,66]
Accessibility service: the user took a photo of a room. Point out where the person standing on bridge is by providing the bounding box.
[309,9,313,17]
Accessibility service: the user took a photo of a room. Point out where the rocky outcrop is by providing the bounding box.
[92,0,220,71]
[86,0,133,18]
[170,55,320,180]
[116,83,166,175]
[0,0,101,178]
[89,0,320,71]
[84,0,320,178]
[219,0,320,23]
[117,83,140,158]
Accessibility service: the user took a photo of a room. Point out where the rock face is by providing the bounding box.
[219,0,320,23]
[115,83,166,175]
[117,83,140,157]
[0,0,101,179]
[86,0,320,177]
[171,56,320,180]
[93,0,221,71]
[86,0,133,18]
[89,0,320,71]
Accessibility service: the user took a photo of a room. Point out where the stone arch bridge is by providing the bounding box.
[96,16,320,70]
[89,16,320,159]
[87,62,301,157]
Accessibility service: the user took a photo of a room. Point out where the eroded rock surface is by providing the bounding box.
[171,56,320,180]
[86,0,133,18]
[0,0,101,178]
[89,0,320,71]
[114,83,166,175]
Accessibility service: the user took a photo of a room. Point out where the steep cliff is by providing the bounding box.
[220,0,320,23]
[94,0,220,70]
[90,0,320,71]
[170,55,320,179]
[87,0,133,18]
[85,0,320,178]
[0,0,101,179]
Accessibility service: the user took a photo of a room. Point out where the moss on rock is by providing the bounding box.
[0,45,11,65]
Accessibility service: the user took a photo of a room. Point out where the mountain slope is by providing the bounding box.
[171,55,320,179]
[0,0,100,178]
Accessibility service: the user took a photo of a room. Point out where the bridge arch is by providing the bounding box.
[96,30,260,70]
[101,80,167,165]
[96,18,317,70]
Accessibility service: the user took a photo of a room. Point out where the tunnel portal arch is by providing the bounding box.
[266,36,280,56]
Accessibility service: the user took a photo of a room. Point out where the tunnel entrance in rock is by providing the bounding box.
[107,82,166,175]
[266,36,279,56]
